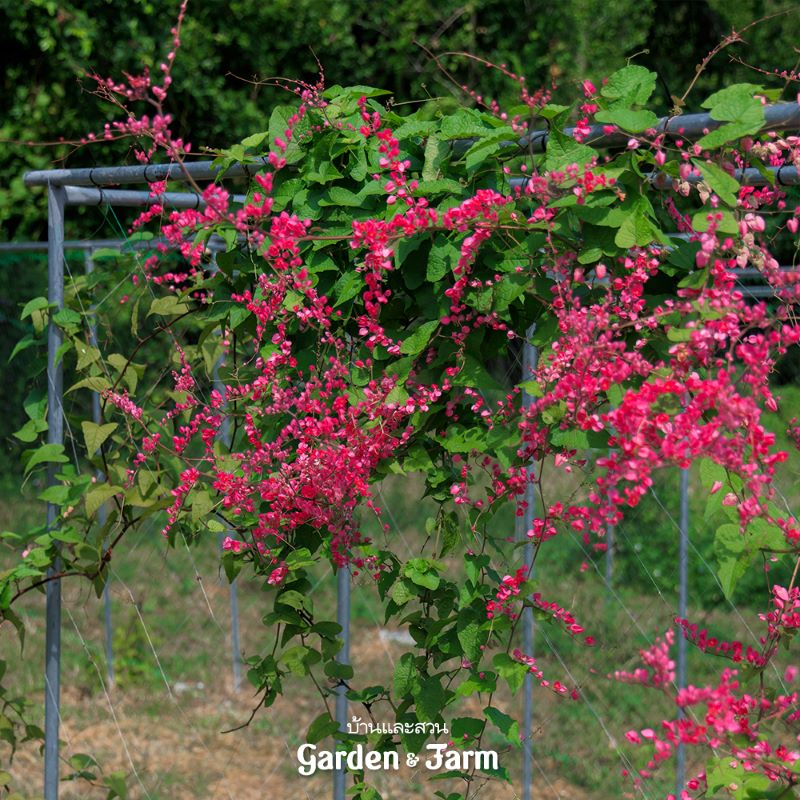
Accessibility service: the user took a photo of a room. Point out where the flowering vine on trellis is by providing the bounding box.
[3,11,800,799]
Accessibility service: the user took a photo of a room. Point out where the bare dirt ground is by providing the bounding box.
[6,626,595,800]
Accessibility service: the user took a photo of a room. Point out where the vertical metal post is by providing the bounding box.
[228,564,242,692]
[213,358,242,692]
[676,467,689,793]
[604,520,615,590]
[101,507,113,684]
[519,327,538,800]
[85,250,114,686]
[333,564,351,800]
[44,184,66,800]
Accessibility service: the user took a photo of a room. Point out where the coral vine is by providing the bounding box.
[10,28,800,800]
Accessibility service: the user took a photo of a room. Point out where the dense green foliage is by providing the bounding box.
[2,0,799,592]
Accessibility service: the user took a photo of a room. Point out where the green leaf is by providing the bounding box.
[600,65,656,106]
[614,205,662,248]
[21,296,51,320]
[23,443,68,475]
[697,84,765,148]
[67,376,112,395]
[269,105,307,164]
[693,159,740,206]
[277,590,312,612]
[9,333,39,362]
[38,485,70,505]
[324,661,354,680]
[439,514,459,558]
[413,675,446,722]
[451,717,484,740]
[545,126,594,172]
[404,565,440,591]
[85,484,121,517]
[331,271,363,308]
[456,671,497,697]
[107,353,142,393]
[81,421,117,455]
[13,418,45,443]
[68,753,99,771]
[699,458,726,490]
[240,130,269,149]
[451,355,503,391]
[52,308,81,329]
[714,520,784,600]
[493,653,527,695]
[666,240,701,272]
[484,706,520,747]
[701,84,764,120]
[147,295,190,317]
[221,551,242,583]
[427,239,458,282]
[103,770,128,800]
[550,428,591,449]
[322,186,365,208]
[423,135,449,181]
[594,108,658,133]
[463,128,516,173]
[394,653,418,697]
[440,109,493,140]
[456,614,483,663]
[691,209,738,234]
[280,645,320,675]
[306,711,339,744]
[393,120,437,140]
[443,426,487,454]
[399,321,438,355]
[493,273,528,312]
[75,343,101,370]
[705,756,779,799]
[390,580,414,606]
[191,490,214,522]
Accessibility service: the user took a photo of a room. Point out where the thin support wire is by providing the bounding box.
[538,629,653,800]
[85,249,115,686]
[44,183,65,800]
[605,520,615,593]
[64,609,152,798]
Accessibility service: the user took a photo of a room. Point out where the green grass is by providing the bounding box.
[2,397,800,798]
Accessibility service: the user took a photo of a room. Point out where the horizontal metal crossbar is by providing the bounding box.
[509,165,799,189]
[23,103,800,188]
[0,235,230,254]
[62,186,246,208]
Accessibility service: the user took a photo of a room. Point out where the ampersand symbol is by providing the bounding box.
[406,753,419,767]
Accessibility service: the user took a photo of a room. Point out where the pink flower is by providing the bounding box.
[267,562,288,586]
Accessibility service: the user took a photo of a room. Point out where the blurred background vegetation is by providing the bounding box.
[3,0,800,239]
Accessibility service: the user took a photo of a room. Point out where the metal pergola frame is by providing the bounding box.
[6,189,257,800]
[17,98,800,800]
